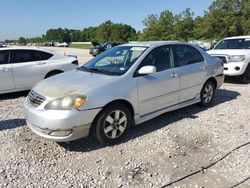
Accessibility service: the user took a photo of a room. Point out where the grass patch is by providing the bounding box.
[69,43,93,49]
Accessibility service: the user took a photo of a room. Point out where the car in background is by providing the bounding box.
[0,47,78,94]
[55,42,68,47]
[89,42,121,56]
[0,43,7,48]
[189,41,212,50]
[208,36,250,83]
[24,41,224,145]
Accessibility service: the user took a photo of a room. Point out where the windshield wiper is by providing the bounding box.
[87,67,113,75]
[77,66,90,72]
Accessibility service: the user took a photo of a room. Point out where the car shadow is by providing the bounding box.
[59,88,240,152]
[0,91,29,131]
[0,118,26,131]
[0,90,29,100]
[224,76,250,84]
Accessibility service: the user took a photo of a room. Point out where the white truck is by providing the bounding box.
[208,36,250,83]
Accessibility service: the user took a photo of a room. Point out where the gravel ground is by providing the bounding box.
[0,80,250,188]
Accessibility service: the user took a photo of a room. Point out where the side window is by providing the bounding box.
[139,46,173,73]
[0,50,9,65]
[39,51,53,60]
[11,50,41,63]
[174,45,204,66]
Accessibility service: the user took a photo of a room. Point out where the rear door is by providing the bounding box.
[11,49,49,89]
[173,45,207,103]
[0,50,14,92]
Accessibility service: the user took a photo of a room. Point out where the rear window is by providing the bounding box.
[0,50,9,64]
[174,45,204,66]
[39,51,53,60]
[11,50,41,63]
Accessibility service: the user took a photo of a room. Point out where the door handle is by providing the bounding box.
[170,72,178,78]
[200,67,206,70]
[38,62,46,65]
[0,67,8,71]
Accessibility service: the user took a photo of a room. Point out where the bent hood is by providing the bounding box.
[207,49,250,56]
[33,69,116,99]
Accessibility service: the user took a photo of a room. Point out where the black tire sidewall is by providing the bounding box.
[200,81,215,107]
[94,103,132,145]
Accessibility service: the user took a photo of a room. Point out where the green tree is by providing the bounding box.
[18,37,27,45]
[140,14,161,40]
[174,8,195,41]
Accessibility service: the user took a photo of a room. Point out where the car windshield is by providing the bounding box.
[214,38,250,49]
[79,46,147,75]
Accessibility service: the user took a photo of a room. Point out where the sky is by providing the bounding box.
[0,0,215,41]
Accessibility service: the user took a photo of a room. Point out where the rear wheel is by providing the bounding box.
[93,103,132,145]
[200,81,215,107]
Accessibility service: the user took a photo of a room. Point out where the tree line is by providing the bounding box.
[140,0,250,42]
[12,0,250,44]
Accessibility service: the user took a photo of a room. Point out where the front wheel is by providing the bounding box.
[239,66,250,84]
[200,81,215,107]
[93,103,132,145]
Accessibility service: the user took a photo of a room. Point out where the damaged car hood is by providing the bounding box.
[32,69,116,99]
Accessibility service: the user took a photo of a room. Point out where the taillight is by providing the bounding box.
[72,60,79,66]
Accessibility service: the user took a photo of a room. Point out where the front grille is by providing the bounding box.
[28,90,46,107]
[215,56,228,64]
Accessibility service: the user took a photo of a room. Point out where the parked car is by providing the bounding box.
[24,41,224,145]
[55,42,68,47]
[0,47,78,94]
[208,36,250,83]
[89,42,121,56]
[0,43,7,48]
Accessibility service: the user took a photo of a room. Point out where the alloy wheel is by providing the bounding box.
[103,110,127,139]
[202,84,214,104]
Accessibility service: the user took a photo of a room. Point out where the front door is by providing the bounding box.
[136,46,180,116]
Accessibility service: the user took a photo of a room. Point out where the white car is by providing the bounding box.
[55,42,68,47]
[0,47,78,94]
[208,36,250,83]
[24,41,224,145]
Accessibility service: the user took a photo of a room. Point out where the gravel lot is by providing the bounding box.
[40,46,93,65]
[0,79,250,188]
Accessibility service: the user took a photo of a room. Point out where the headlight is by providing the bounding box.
[228,55,245,62]
[44,94,86,110]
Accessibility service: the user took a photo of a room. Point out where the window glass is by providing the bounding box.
[11,50,41,63]
[0,50,9,65]
[139,46,173,72]
[214,38,250,49]
[80,46,147,75]
[39,51,53,60]
[174,45,204,66]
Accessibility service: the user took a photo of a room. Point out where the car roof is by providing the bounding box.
[224,35,250,40]
[0,46,54,54]
[121,41,193,48]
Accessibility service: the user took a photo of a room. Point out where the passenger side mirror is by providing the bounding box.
[138,65,156,75]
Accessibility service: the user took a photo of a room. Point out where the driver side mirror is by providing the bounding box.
[138,65,156,75]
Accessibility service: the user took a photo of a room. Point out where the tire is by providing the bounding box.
[93,103,132,145]
[239,65,250,84]
[200,81,215,107]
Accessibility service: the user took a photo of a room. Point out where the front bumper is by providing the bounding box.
[23,97,102,142]
[223,62,248,76]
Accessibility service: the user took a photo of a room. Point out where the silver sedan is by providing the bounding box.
[23,41,224,145]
